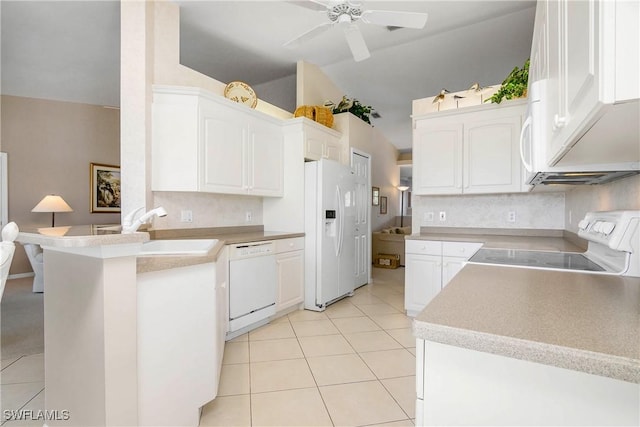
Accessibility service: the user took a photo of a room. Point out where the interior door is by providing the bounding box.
[351,150,371,287]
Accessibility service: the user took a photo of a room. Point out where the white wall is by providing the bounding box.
[412,192,566,230]
[120,0,291,230]
[253,74,296,114]
[371,128,401,231]
[564,175,640,233]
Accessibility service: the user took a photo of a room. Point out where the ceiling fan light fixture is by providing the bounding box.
[287,1,428,62]
[328,2,362,23]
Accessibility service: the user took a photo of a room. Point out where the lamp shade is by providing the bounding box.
[397,185,410,192]
[32,195,73,213]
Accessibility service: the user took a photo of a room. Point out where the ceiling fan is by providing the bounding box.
[284,1,428,62]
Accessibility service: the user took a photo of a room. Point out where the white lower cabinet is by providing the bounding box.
[405,240,481,317]
[275,237,304,311]
[137,262,221,426]
[415,340,639,425]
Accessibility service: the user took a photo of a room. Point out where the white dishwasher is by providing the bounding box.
[228,241,277,338]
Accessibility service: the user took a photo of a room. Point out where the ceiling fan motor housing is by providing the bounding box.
[328,2,363,23]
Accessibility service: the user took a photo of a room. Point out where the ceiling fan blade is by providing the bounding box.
[361,10,428,29]
[342,24,370,62]
[287,0,331,11]
[284,22,333,48]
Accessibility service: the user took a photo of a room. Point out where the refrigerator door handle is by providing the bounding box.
[336,185,344,257]
[334,185,341,257]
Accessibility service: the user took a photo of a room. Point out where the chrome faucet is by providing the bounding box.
[122,207,168,233]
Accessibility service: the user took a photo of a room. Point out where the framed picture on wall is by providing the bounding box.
[90,163,121,213]
[380,196,387,214]
[372,187,380,206]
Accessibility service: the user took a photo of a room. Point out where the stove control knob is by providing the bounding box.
[602,222,616,235]
[593,221,604,233]
[578,219,590,230]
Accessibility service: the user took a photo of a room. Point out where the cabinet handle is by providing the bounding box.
[519,116,533,172]
[552,114,566,131]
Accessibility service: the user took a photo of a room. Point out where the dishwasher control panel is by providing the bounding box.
[229,241,275,259]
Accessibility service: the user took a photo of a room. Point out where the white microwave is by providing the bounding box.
[520,79,639,186]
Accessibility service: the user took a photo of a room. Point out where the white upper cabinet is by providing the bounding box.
[292,118,344,164]
[414,123,463,194]
[152,86,284,197]
[538,0,640,166]
[413,101,526,195]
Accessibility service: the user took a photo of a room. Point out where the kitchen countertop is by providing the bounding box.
[410,231,640,383]
[17,225,149,247]
[137,229,304,273]
[408,230,586,252]
[17,224,303,273]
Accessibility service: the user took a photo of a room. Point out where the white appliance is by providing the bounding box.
[520,80,639,186]
[227,241,276,338]
[304,159,356,311]
[469,210,640,277]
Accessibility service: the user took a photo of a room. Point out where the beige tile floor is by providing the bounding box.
[200,267,416,427]
[0,267,413,427]
[0,353,45,426]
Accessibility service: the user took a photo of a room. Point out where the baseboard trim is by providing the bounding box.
[8,272,35,280]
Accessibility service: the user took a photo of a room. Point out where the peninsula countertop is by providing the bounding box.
[410,230,640,383]
[17,225,149,247]
[17,224,303,273]
[137,228,304,273]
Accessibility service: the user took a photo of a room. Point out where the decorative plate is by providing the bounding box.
[224,81,258,108]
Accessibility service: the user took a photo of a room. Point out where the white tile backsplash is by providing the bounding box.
[564,175,640,233]
[151,192,263,229]
[412,192,566,230]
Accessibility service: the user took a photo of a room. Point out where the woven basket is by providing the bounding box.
[294,105,334,128]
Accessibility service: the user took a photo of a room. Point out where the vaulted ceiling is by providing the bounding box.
[1,1,535,150]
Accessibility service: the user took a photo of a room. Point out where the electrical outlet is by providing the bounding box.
[245,211,252,222]
[508,211,516,222]
[425,212,434,222]
[439,211,446,221]
[180,210,193,223]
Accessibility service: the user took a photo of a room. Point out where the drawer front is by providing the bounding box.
[442,241,483,258]
[275,237,304,253]
[406,239,441,255]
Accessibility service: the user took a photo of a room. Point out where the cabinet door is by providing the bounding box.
[413,122,463,195]
[404,254,441,317]
[547,0,601,164]
[324,138,343,163]
[464,113,523,193]
[441,256,466,288]
[529,0,549,84]
[276,250,304,311]
[249,119,283,197]
[304,126,324,161]
[200,102,247,194]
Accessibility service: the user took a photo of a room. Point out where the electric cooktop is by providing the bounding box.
[468,248,606,272]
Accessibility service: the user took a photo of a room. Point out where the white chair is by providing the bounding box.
[0,222,19,301]
[23,243,44,293]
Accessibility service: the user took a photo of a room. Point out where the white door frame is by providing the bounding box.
[350,148,372,283]
[0,153,8,229]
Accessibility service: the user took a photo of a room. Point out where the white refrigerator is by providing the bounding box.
[304,159,356,311]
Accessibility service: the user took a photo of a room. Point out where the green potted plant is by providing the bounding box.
[487,59,530,104]
[326,96,373,124]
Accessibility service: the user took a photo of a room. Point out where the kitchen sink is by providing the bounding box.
[138,239,218,256]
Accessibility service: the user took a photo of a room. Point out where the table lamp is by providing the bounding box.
[32,195,73,227]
